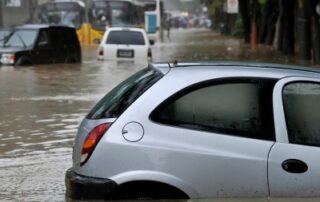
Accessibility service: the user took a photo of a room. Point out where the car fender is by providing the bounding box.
[111,170,199,198]
[15,56,32,66]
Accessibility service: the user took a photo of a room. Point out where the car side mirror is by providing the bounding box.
[149,40,155,45]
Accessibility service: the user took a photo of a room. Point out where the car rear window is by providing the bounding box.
[106,30,146,45]
[87,67,163,119]
[0,29,37,47]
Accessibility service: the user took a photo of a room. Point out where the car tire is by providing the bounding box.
[15,57,32,66]
[66,54,81,63]
[108,181,189,200]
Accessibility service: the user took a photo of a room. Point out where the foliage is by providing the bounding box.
[231,17,244,38]
[208,0,225,17]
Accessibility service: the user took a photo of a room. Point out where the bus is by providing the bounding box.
[35,0,88,44]
[87,0,145,45]
[141,0,164,44]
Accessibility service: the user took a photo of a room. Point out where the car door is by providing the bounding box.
[149,78,277,197]
[269,77,320,196]
[49,28,67,63]
[33,29,53,64]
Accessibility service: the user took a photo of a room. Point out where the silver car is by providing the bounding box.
[66,61,320,200]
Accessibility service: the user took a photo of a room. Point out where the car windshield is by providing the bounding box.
[89,1,133,30]
[106,30,146,45]
[37,2,84,29]
[87,67,163,119]
[0,29,38,48]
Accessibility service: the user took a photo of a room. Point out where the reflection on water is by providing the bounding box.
[0,28,319,201]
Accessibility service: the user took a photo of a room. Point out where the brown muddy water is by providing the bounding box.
[0,28,318,201]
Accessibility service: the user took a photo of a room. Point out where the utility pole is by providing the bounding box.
[0,1,3,27]
[30,0,38,23]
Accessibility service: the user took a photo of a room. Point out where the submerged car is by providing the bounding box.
[66,61,320,200]
[97,27,152,64]
[0,24,81,66]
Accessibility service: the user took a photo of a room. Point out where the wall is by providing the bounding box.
[0,0,37,27]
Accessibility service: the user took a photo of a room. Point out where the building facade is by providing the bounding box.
[0,0,38,27]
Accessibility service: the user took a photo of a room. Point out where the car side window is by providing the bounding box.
[283,82,320,147]
[36,30,50,49]
[151,78,276,141]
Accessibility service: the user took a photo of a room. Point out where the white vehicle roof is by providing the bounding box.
[106,27,147,33]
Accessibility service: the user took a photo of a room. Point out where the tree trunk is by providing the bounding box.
[265,0,279,45]
[297,0,312,60]
[276,0,284,51]
[280,0,296,55]
[258,1,268,44]
[239,0,251,43]
[310,0,320,64]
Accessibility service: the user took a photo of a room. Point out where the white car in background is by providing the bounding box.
[97,27,152,64]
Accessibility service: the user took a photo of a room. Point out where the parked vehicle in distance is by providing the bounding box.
[97,27,152,64]
[66,61,320,200]
[0,24,81,66]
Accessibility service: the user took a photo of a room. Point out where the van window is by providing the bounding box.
[87,67,163,119]
[37,30,50,48]
[106,30,145,45]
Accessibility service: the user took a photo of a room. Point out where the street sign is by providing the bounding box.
[227,0,238,14]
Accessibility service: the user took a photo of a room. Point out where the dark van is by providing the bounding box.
[0,24,81,66]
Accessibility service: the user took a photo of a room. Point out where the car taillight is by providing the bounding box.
[9,54,15,64]
[0,53,15,65]
[148,48,152,61]
[98,48,104,56]
[80,123,111,166]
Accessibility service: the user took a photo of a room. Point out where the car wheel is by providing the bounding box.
[66,54,80,63]
[15,57,32,66]
[108,181,189,200]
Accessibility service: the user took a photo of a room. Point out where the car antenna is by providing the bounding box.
[170,59,178,68]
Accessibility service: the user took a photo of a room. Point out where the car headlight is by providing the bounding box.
[0,53,15,65]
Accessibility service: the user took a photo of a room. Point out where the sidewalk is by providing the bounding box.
[153,28,315,67]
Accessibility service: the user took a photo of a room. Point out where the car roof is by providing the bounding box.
[46,0,85,7]
[4,24,75,30]
[151,61,320,78]
[107,27,146,33]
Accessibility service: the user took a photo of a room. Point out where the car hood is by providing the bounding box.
[0,46,27,53]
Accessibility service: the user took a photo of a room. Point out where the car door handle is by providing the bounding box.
[282,159,308,173]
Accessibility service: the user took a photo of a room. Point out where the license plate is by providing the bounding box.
[117,50,134,58]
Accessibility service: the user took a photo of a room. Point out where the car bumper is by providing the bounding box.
[65,168,118,200]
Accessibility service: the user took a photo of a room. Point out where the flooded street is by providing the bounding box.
[0,28,318,201]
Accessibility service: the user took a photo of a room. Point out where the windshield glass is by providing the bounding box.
[87,67,163,119]
[37,3,84,29]
[89,1,133,31]
[0,30,10,41]
[107,30,145,45]
[144,3,156,11]
[0,29,38,48]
